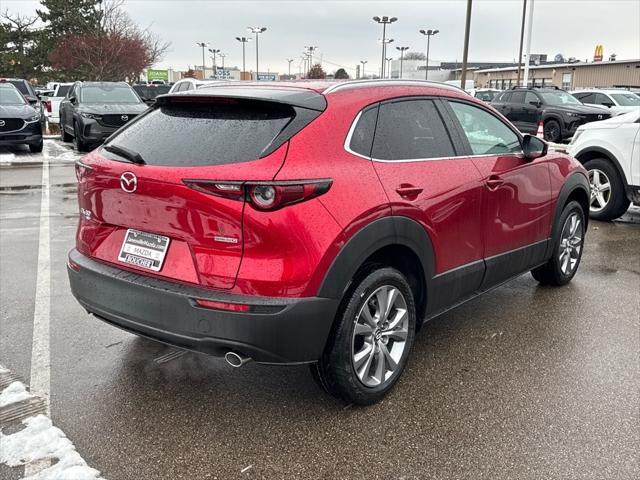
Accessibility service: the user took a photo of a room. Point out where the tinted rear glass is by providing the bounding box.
[105,100,294,166]
[349,106,378,157]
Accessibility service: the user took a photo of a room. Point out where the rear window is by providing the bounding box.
[105,100,295,166]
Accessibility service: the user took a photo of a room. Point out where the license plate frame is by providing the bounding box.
[117,229,171,272]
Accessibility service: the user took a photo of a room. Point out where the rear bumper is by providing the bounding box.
[67,249,339,364]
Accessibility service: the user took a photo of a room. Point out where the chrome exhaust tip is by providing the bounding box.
[225,351,252,368]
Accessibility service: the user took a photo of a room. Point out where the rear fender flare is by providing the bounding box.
[317,216,435,303]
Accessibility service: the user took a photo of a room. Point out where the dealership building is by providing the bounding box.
[455,58,640,90]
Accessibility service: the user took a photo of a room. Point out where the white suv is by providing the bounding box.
[568,110,640,220]
[571,88,640,116]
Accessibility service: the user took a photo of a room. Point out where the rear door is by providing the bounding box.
[445,99,552,288]
[76,97,303,290]
[368,97,485,312]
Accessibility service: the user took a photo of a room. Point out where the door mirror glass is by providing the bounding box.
[528,100,541,107]
[69,95,77,104]
[522,134,548,160]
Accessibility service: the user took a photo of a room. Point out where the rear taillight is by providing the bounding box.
[184,179,332,211]
[45,99,51,113]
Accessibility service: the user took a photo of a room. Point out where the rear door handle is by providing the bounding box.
[486,175,504,190]
[396,184,423,198]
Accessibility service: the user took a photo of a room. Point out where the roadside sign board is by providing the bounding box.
[257,74,277,81]
[147,69,169,81]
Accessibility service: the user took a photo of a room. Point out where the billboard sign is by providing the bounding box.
[147,69,169,81]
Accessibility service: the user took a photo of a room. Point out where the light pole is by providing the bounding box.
[379,38,394,77]
[235,36,251,79]
[360,60,367,78]
[419,29,439,80]
[372,16,397,79]
[248,26,267,80]
[286,58,294,77]
[195,42,209,77]
[302,52,311,77]
[386,57,393,78]
[219,53,226,76]
[305,46,318,69]
[208,48,220,78]
[396,46,409,78]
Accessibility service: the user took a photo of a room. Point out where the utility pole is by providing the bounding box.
[373,16,397,79]
[360,60,368,79]
[235,37,251,79]
[286,58,294,77]
[516,0,527,86]
[460,0,473,89]
[522,0,535,87]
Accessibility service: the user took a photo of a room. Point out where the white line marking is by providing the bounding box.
[25,155,52,476]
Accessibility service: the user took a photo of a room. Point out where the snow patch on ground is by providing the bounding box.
[0,368,105,479]
[0,381,32,407]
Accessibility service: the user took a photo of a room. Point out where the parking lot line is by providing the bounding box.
[25,157,52,476]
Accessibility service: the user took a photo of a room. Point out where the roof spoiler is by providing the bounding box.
[156,86,327,112]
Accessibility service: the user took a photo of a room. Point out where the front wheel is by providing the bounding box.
[311,267,417,405]
[584,158,630,221]
[543,119,562,143]
[73,121,89,152]
[531,200,585,286]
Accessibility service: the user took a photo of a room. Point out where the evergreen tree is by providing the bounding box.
[334,68,349,79]
[37,0,102,37]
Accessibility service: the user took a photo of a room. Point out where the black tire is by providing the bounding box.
[29,138,43,153]
[583,158,630,221]
[73,121,89,152]
[531,200,585,286]
[311,266,417,405]
[61,123,73,142]
[543,119,562,143]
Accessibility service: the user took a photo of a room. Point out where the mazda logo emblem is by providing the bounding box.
[120,172,137,193]
[597,115,602,119]
[121,115,129,122]
[0,120,5,127]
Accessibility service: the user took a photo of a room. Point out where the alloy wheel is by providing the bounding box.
[351,285,409,388]
[588,168,611,212]
[558,212,583,276]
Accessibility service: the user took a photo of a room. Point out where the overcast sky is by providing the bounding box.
[5,0,640,75]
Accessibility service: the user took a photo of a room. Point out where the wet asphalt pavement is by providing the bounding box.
[0,139,638,479]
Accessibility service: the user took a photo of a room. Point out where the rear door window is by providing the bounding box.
[105,100,296,166]
[348,106,378,157]
[510,91,526,104]
[371,99,455,160]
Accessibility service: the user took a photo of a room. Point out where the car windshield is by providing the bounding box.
[539,91,582,105]
[611,93,640,106]
[80,85,142,104]
[6,80,28,95]
[0,87,26,105]
[475,91,497,101]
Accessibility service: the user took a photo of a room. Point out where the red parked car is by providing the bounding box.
[68,80,590,404]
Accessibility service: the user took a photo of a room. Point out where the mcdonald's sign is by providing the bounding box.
[594,45,604,62]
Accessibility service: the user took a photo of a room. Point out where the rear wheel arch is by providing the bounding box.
[317,216,434,323]
[574,147,628,189]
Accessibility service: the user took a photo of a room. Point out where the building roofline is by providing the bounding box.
[474,58,640,74]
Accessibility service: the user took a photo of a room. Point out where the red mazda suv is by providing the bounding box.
[68,80,590,404]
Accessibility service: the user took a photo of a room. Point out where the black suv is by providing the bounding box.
[59,81,148,151]
[0,78,46,128]
[0,83,43,152]
[491,87,610,142]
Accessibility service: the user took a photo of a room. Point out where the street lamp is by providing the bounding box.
[396,46,409,78]
[286,58,294,77]
[386,57,393,79]
[360,60,367,79]
[208,48,220,78]
[419,29,439,80]
[235,36,252,79]
[305,46,318,68]
[248,26,267,80]
[379,38,394,78]
[195,42,209,76]
[219,53,226,75]
[302,52,311,78]
[372,16,397,78]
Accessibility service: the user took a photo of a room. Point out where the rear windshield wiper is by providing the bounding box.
[103,144,146,165]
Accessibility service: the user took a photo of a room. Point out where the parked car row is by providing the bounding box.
[0,82,44,152]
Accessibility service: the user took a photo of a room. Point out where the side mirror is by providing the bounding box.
[26,95,38,104]
[522,134,548,160]
[529,100,541,108]
[69,96,77,104]
[603,103,614,108]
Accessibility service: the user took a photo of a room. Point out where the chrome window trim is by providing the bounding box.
[343,105,524,163]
